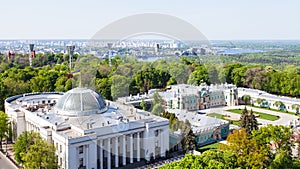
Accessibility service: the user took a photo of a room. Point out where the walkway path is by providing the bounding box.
[201,105,299,126]
[0,151,18,169]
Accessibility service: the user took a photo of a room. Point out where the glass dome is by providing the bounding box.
[55,88,107,116]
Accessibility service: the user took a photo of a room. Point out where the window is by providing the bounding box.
[79,146,83,154]
[60,145,62,153]
[56,143,58,150]
[79,158,83,167]
[155,130,159,137]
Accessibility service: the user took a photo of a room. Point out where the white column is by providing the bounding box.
[130,134,133,163]
[89,142,97,169]
[122,135,126,166]
[137,132,140,161]
[115,137,119,167]
[107,138,111,169]
[160,129,165,157]
[144,129,150,161]
[86,145,89,169]
[67,146,77,169]
[100,140,103,169]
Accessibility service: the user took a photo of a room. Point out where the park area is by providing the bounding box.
[227,109,280,121]
[207,113,240,126]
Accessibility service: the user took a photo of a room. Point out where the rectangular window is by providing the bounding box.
[79,146,83,154]
[60,145,62,153]
[79,158,83,167]
[155,130,159,137]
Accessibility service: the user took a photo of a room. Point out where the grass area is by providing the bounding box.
[249,105,296,115]
[227,109,280,121]
[207,113,224,119]
[231,120,240,126]
[207,113,240,126]
[198,142,220,152]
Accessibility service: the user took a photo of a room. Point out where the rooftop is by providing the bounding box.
[166,109,228,134]
[6,88,168,139]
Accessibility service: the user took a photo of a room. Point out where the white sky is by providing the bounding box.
[0,0,299,40]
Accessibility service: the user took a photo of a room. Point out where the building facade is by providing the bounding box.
[5,88,169,169]
[238,88,300,113]
[160,83,238,111]
[167,109,229,147]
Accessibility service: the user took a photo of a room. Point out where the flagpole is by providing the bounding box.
[79,72,82,87]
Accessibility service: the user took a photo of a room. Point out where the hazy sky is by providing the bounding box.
[1,0,299,40]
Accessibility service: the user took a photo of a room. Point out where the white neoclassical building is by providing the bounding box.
[238,88,300,113]
[5,88,169,169]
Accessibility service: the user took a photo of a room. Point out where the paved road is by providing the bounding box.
[0,151,18,169]
[201,105,299,126]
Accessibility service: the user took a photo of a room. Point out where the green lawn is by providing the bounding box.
[207,113,240,126]
[227,109,280,121]
[207,113,224,119]
[198,142,220,152]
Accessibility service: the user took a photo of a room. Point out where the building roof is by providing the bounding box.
[55,87,107,116]
[6,88,169,139]
[238,88,300,104]
[166,109,228,134]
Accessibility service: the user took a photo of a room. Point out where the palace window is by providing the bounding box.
[79,146,83,154]
[79,158,83,167]
[155,130,159,137]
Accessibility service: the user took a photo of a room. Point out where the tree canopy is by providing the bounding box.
[13,131,57,168]
[0,111,9,150]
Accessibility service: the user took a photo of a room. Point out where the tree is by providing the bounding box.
[222,63,243,84]
[96,78,112,100]
[0,111,9,150]
[240,107,250,132]
[249,109,259,131]
[13,131,57,168]
[240,107,258,134]
[187,65,210,85]
[269,150,294,169]
[22,137,57,169]
[13,131,41,164]
[140,98,147,111]
[111,75,129,100]
[256,98,264,105]
[241,94,251,105]
[152,91,163,105]
[220,128,268,168]
[129,68,171,94]
[292,104,300,114]
[251,125,294,157]
[160,150,238,169]
[274,101,285,110]
[182,127,197,154]
[151,104,164,116]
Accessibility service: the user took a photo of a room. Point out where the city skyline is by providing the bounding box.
[1,0,300,40]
